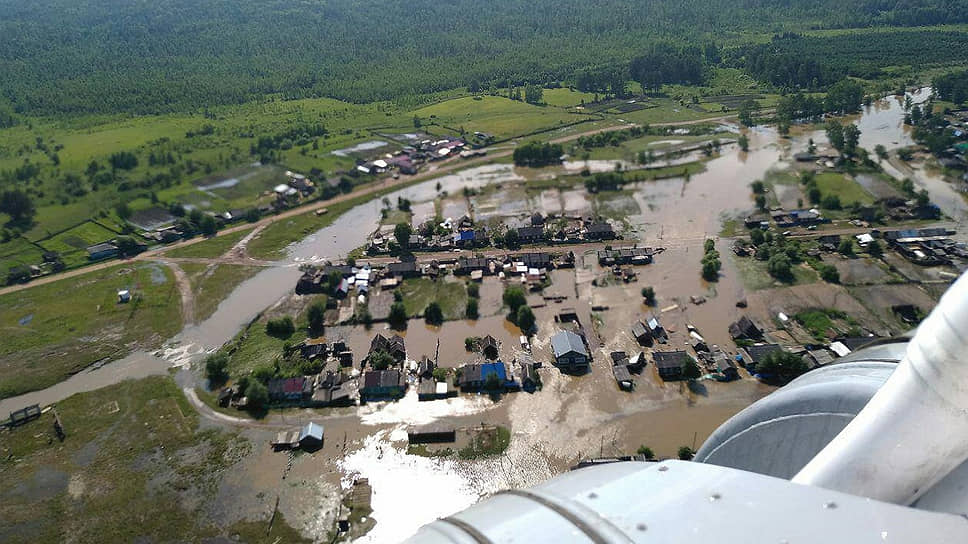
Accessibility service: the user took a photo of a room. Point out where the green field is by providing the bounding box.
[399,277,468,321]
[815,172,876,206]
[732,256,819,290]
[0,376,307,543]
[413,96,595,140]
[541,88,598,108]
[34,221,121,268]
[0,237,46,279]
[164,227,253,259]
[0,263,182,399]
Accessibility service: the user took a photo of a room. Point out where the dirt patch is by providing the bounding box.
[830,256,892,285]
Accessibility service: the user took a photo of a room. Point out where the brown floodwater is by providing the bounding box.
[8,88,961,540]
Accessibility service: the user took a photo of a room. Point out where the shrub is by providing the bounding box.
[818,264,840,283]
[465,298,479,320]
[388,302,408,329]
[306,301,326,333]
[424,301,444,325]
[204,353,229,385]
[516,306,536,333]
[265,316,295,338]
[636,446,655,460]
[503,286,527,312]
[245,380,269,409]
[641,286,655,305]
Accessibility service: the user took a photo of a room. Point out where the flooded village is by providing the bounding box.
[4,87,968,542]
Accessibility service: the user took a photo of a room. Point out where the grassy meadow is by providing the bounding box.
[0,263,182,399]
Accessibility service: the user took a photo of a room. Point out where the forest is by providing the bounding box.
[735,30,968,90]
[1,0,967,116]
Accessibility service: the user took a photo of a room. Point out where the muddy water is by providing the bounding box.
[4,90,950,539]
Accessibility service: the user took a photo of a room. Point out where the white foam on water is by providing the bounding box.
[359,389,493,426]
[340,430,486,543]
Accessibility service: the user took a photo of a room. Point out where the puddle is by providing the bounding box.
[331,140,389,156]
[18,314,33,326]
[141,263,168,285]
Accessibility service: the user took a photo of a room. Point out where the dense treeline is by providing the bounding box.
[1,0,968,115]
[934,70,968,104]
[513,142,563,167]
[736,31,968,90]
[630,44,705,93]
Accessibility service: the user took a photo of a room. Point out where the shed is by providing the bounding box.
[298,422,324,450]
[271,430,300,450]
[613,365,634,391]
[407,425,456,444]
[481,335,499,359]
[631,321,652,345]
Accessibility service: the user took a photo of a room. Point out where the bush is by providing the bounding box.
[424,301,444,325]
[757,350,809,383]
[678,446,695,461]
[465,298,479,319]
[818,264,840,283]
[306,301,326,333]
[641,286,655,306]
[265,316,295,338]
[749,228,765,245]
[503,286,527,312]
[388,301,408,329]
[838,239,855,256]
[368,349,394,370]
[636,446,655,460]
[516,306,536,333]
[768,253,793,282]
[682,358,701,380]
[701,259,720,281]
[821,194,841,210]
[245,380,269,409]
[432,367,449,382]
[466,282,480,298]
[204,353,229,385]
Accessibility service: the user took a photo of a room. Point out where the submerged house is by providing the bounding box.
[360,369,406,401]
[653,351,690,381]
[551,331,590,372]
[729,316,763,340]
[458,362,516,391]
[369,334,407,362]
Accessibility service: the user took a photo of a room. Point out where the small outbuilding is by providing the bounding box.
[298,422,324,450]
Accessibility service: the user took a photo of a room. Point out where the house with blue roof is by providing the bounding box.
[458,362,518,391]
[453,230,477,248]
